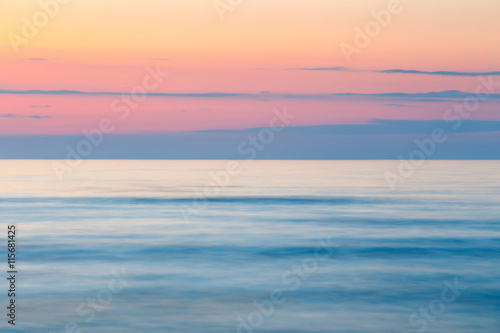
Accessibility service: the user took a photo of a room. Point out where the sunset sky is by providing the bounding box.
[1,0,499,158]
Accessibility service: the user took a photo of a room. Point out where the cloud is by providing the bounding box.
[376,69,500,77]
[0,89,251,98]
[1,113,51,119]
[28,58,48,61]
[200,119,500,136]
[297,67,500,77]
[3,122,499,159]
[29,105,52,108]
[1,89,499,101]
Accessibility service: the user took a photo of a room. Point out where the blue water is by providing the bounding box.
[1,160,499,332]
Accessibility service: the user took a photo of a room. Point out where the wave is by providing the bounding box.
[0,195,390,205]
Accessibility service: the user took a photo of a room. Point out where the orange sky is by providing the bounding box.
[1,0,499,135]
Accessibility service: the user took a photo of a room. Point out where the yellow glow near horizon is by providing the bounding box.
[0,0,498,69]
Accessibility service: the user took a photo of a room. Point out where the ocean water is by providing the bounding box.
[1,160,499,332]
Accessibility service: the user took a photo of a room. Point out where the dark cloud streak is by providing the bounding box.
[1,89,499,101]
[1,113,51,119]
[200,119,500,136]
[297,67,500,77]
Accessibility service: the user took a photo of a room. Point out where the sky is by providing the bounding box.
[0,0,499,158]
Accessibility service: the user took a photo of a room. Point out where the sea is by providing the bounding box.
[0,160,499,332]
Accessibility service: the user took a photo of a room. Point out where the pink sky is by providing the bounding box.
[1,0,499,135]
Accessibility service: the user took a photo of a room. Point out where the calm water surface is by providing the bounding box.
[1,160,499,332]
